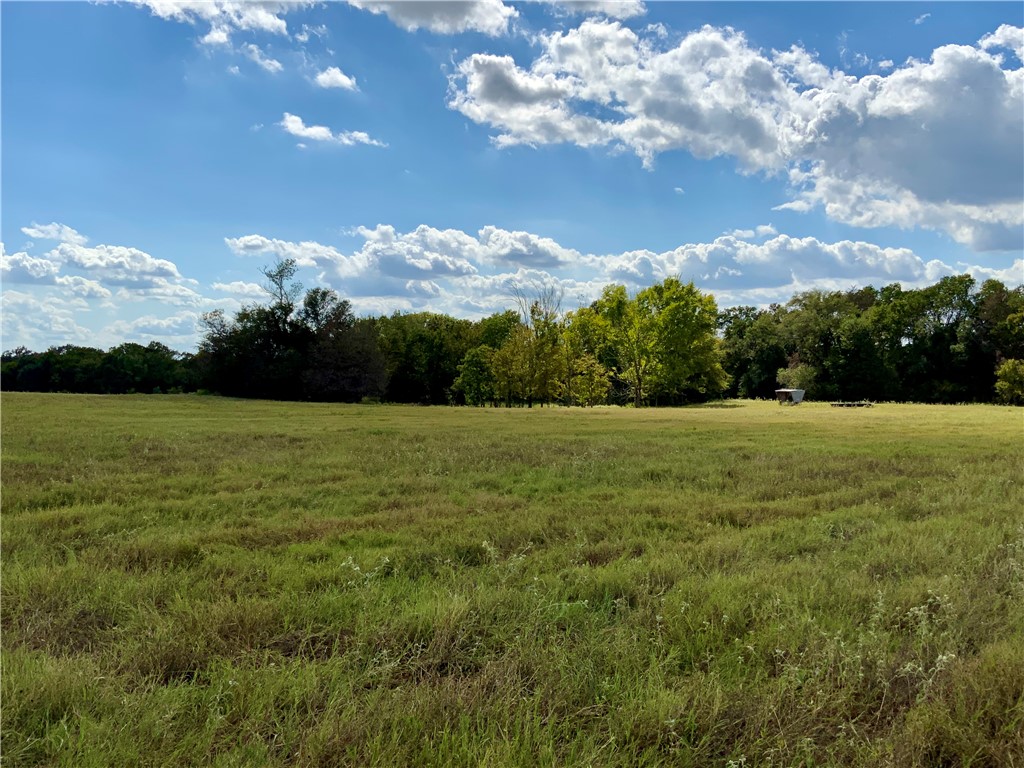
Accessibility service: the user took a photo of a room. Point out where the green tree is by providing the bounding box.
[474,310,521,349]
[376,313,476,403]
[995,359,1024,405]
[646,277,727,402]
[777,363,817,393]
[491,324,532,407]
[592,278,725,406]
[719,307,788,398]
[570,353,612,407]
[453,345,497,406]
[593,284,658,407]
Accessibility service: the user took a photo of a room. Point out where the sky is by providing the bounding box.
[2,0,1022,352]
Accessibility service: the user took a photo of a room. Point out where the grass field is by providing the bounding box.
[2,393,1022,767]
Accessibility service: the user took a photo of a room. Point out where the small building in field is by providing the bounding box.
[775,388,805,405]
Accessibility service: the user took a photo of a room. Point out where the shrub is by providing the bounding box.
[995,359,1024,405]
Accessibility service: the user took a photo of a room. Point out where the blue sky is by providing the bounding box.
[2,1,1022,351]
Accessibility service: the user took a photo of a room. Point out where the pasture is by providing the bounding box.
[1,393,1022,766]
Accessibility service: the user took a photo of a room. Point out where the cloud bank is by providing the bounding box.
[449,21,1024,250]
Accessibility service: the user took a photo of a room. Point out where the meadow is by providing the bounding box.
[1,393,1022,767]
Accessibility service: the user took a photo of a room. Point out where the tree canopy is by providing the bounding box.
[4,268,1021,406]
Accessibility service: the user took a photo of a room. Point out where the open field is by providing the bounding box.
[2,393,1022,767]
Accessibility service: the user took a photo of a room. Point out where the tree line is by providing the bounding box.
[3,260,1022,405]
[719,275,1023,404]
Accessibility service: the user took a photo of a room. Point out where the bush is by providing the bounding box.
[777,363,818,394]
[995,359,1024,405]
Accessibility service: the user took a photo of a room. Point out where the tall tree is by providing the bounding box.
[592,278,725,406]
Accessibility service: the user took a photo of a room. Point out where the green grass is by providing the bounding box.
[2,393,1022,767]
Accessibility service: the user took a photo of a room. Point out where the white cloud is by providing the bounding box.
[107,311,200,341]
[134,0,525,46]
[4,225,203,312]
[278,113,386,147]
[673,187,684,195]
[0,290,92,349]
[980,24,1024,62]
[2,245,61,282]
[878,59,894,70]
[50,242,184,285]
[295,23,328,43]
[475,225,581,268]
[224,233,366,274]
[223,223,1011,320]
[112,278,204,306]
[315,66,358,90]
[2,244,114,300]
[723,224,778,240]
[542,1,646,20]
[594,233,956,295]
[8,219,1017,351]
[212,280,267,297]
[224,224,588,299]
[56,275,113,299]
[450,23,798,170]
[914,13,931,25]
[243,43,283,73]
[448,21,1024,250]
[129,1,306,38]
[200,25,231,45]
[959,258,1024,285]
[346,0,518,36]
[20,222,88,246]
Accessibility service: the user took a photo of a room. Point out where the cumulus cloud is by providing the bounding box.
[278,113,386,147]
[980,24,1024,62]
[243,43,283,73]
[200,25,231,45]
[727,224,777,239]
[225,224,587,291]
[20,222,88,246]
[128,1,305,39]
[107,311,201,341]
[223,222,1014,318]
[56,275,114,299]
[2,245,61,282]
[347,0,518,36]
[315,66,358,90]
[9,219,1017,350]
[50,242,184,285]
[3,225,202,310]
[584,233,964,306]
[0,290,92,348]
[450,23,795,170]
[212,280,268,298]
[132,0,524,43]
[959,258,1024,285]
[448,21,1024,250]
[2,244,114,299]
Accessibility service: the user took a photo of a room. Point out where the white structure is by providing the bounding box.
[775,388,805,405]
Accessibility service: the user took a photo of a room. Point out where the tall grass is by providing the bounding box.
[2,394,1022,766]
